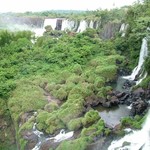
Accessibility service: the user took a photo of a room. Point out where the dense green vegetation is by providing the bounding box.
[0,0,150,149]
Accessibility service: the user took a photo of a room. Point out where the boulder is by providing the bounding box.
[85,95,100,107]
[22,131,38,150]
[130,99,148,116]
[133,88,145,98]
[40,140,59,150]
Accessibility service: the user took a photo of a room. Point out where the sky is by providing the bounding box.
[0,0,137,13]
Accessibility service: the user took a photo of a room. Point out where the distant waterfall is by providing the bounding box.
[108,110,150,150]
[77,20,88,32]
[123,37,148,85]
[119,23,128,37]
[43,18,57,30]
[89,20,94,28]
[61,19,75,31]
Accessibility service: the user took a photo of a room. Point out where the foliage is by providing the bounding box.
[121,114,147,129]
[56,137,90,150]
[67,117,83,130]
[82,110,100,126]
[1,2,150,148]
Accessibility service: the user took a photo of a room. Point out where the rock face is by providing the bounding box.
[130,99,148,116]
[113,86,149,116]
[100,22,121,39]
[23,131,38,150]
[40,140,59,150]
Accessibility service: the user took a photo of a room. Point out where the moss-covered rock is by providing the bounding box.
[121,114,146,129]
[67,117,83,130]
[56,137,91,150]
[81,119,105,138]
[82,110,100,126]
[8,80,47,122]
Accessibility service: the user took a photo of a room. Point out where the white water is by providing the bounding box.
[77,20,88,32]
[123,38,148,84]
[43,18,57,30]
[89,20,94,28]
[32,123,45,150]
[119,23,126,33]
[108,110,150,150]
[108,37,149,150]
[32,125,74,150]
[119,23,128,37]
[48,129,74,142]
[61,19,75,31]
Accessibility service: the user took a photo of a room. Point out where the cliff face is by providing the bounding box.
[0,15,123,40]
[42,18,122,39]
[100,22,121,39]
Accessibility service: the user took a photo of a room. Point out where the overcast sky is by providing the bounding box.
[1,0,137,12]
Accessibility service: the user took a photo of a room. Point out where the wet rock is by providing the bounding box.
[122,141,131,147]
[130,99,148,116]
[116,92,126,98]
[122,80,133,89]
[40,140,59,150]
[110,96,119,106]
[119,93,130,104]
[145,89,150,99]
[102,101,111,108]
[22,131,38,150]
[133,88,145,98]
[85,95,100,107]
[19,112,34,125]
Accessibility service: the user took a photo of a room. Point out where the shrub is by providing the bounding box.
[82,110,100,126]
[72,64,83,75]
[67,117,83,130]
[44,101,59,113]
[56,137,90,150]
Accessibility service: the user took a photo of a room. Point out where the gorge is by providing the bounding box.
[0,1,150,150]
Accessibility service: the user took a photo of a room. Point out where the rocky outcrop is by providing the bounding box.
[113,86,149,116]
[23,131,38,150]
[100,22,121,39]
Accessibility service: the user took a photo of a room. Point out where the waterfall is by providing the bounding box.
[32,123,74,150]
[108,110,150,150]
[47,129,74,142]
[119,23,129,37]
[119,23,126,32]
[61,19,75,31]
[89,20,94,28]
[43,18,57,30]
[123,37,148,84]
[77,20,88,32]
[108,37,149,150]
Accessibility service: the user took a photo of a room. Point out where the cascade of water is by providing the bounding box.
[43,18,57,30]
[32,123,45,150]
[119,23,129,37]
[123,37,148,84]
[47,129,74,142]
[32,123,74,150]
[108,37,149,150]
[77,20,88,32]
[61,19,75,31]
[119,23,126,33]
[108,110,150,150]
[89,20,94,28]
